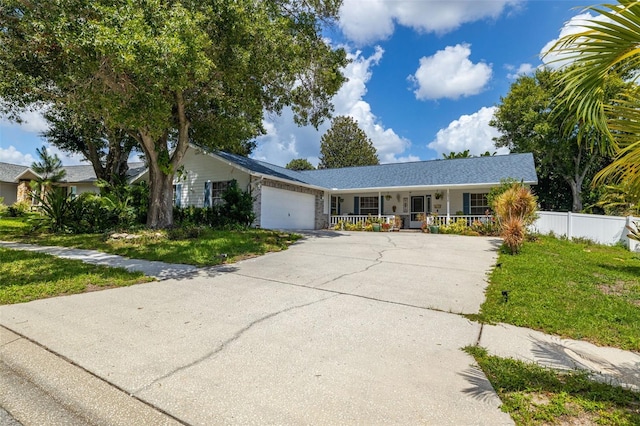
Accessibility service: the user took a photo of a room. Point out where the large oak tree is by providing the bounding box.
[491,68,619,212]
[1,0,347,228]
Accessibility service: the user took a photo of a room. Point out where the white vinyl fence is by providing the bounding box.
[531,211,639,252]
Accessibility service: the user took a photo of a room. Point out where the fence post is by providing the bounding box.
[567,211,573,240]
[622,216,633,251]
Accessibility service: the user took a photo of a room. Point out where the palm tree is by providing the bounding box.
[31,146,66,194]
[546,0,640,197]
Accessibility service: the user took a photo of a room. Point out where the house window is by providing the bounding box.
[470,193,489,215]
[360,196,378,216]
[211,181,230,205]
[68,186,77,199]
[204,180,231,207]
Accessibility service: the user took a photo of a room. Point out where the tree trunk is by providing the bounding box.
[146,161,175,229]
[136,90,190,229]
[568,179,583,212]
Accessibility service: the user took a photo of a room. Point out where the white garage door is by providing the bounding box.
[261,187,315,230]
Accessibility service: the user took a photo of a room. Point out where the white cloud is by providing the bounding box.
[339,0,521,45]
[506,63,535,79]
[410,44,492,100]
[253,46,415,166]
[0,107,50,134]
[428,106,509,157]
[540,12,613,69]
[0,145,35,166]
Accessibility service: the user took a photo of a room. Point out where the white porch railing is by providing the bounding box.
[432,214,494,227]
[330,215,395,229]
[330,214,493,229]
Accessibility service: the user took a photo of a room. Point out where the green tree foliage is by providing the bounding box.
[491,68,618,212]
[1,0,347,228]
[547,0,640,200]
[285,158,315,171]
[442,150,471,159]
[318,116,379,169]
[42,107,139,189]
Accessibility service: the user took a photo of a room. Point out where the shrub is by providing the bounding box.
[174,180,255,229]
[440,218,469,234]
[7,200,31,217]
[501,216,525,254]
[219,180,255,227]
[37,187,75,232]
[493,182,538,254]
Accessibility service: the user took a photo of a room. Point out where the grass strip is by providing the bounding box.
[0,217,302,267]
[474,236,640,351]
[465,346,640,425]
[0,247,153,304]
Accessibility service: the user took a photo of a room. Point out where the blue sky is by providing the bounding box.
[0,0,602,167]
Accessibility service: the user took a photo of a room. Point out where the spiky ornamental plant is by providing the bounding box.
[493,183,538,254]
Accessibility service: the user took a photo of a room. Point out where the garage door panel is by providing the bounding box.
[261,187,315,230]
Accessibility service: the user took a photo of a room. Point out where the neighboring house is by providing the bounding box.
[0,161,147,204]
[172,144,538,230]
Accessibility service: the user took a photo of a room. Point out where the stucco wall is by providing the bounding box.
[0,182,17,205]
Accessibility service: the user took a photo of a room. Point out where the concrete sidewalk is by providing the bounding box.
[1,232,638,425]
[479,323,640,391]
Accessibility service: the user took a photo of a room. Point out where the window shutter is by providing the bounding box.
[354,196,360,215]
[463,193,470,215]
[380,196,384,214]
[175,184,182,207]
[204,181,211,208]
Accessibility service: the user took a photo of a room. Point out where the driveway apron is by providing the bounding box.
[0,232,512,425]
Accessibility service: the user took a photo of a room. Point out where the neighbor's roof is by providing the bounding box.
[0,161,147,184]
[0,162,31,183]
[211,151,538,191]
[62,162,147,183]
[300,153,538,190]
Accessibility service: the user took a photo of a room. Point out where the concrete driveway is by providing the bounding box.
[0,232,512,425]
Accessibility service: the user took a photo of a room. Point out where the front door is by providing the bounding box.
[410,196,424,228]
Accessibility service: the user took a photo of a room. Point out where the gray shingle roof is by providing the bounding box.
[301,153,538,190]
[213,151,538,191]
[0,162,29,183]
[0,161,147,184]
[214,151,313,185]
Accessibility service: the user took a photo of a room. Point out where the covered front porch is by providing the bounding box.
[328,187,493,230]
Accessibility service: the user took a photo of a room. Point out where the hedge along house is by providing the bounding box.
[175,145,538,230]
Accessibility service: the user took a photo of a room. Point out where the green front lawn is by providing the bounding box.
[0,248,152,304]
[0,217,302,267]
[475,235,640,351]
[465,346,640,425]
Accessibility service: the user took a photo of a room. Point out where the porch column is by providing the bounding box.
[446,188,451,223]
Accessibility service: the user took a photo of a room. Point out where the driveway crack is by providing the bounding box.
[134,294,338,395]
[315,248,386,288]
